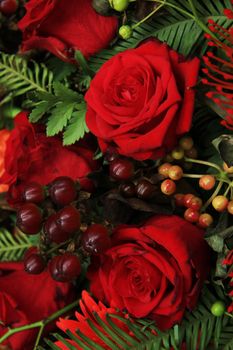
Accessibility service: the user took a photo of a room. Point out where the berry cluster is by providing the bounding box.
[0,0,18,15]
[14,177,111,282]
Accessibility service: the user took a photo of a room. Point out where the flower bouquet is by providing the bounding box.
[0,0,233,349]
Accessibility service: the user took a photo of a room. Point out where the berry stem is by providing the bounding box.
[184,157,222,172]
[45,238,73,255]
[183,173,204,178]
[225,311,233,319]
[132,1,166,29]
[202,180,224,212]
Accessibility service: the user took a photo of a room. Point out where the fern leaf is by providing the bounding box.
[0,228,33,261]
[63,105,89,145]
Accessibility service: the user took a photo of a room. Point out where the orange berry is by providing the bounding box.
[185,147,198,159]
[168,165,183,181]
[189,196,203,211]
[184,208,200,223]
[171,147,184,160]
[179,136,194,151]
[212,195,228,212]
[183,193,195,208]
[161,179,176,195]
[158,163,172,178]
[198,213,213,228]
[174,193,184,207]
[227,200,233,215]
[199,175,216,191]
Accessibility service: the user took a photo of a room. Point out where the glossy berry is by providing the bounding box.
[81,224,111,255]
[183,194,195,208]
[44,214,68,244]
[185,147,198,159]
[49,176,77,206]
[212,195,229,212]
[16,203,42,235]
[109,0,129,12]
[171,147,184,160]
[136,179,156,199]
[23,182,45,204]
[174,193,184,207]
[227,200,233,215]
[211,301,226,317]
[57,206,81,234]
[158,163,172,178]
[199,175,216,191]
[0,0,18,15]
[161,179,176,195]
[109,158,134,181]
[24,246,38,260]
[198,213,213,228]
[119,25,132,39]
[24,253,45,275]
[179,136,194,151]
[188,196,203,211]
[168,165,183,181]
[119,182,136,197]
[49,253,81,282]
[184,208,200,223]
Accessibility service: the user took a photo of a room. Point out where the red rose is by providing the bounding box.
[88,215,211,330]
[18,0,118,61]
[0,112,98,190]
[85,40,200,160]
[0,261,75,350]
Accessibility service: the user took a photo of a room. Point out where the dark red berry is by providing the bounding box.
[49,253,81,282]
[135,179,156,199]
[109,159,134,181]
[0,0,18,15]
[24,246,38,260]
[24,253,45,274]
[81,224,111,255]
[119,182,136,197]
[183,194,195,208]
[184,208,200,223]
[23,182,45,204]
[44,213,68,244]
[49,176,77,206]
[57,206,81,234]
[16,203,43,235]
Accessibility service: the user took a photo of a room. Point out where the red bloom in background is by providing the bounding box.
[223,250,233,313]
[0,129,10,193]
[0,112,98,193]
[88,215,211,330]
[0,261,75,350]
[56,290,131,350]
[17,0,118,62]
[85,39,200,160]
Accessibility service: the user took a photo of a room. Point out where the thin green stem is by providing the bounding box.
[184,157,222,172]
[225,312,233,319]
[33,324,45,350]
[202,181,224,212]
[132,2,166,29]
[183,173,203,179]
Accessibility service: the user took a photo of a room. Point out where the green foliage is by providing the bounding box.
[89,0,232,72]
[43,286,233,350]
[0,228,33,261]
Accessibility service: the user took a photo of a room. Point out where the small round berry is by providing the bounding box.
[16,203,43,235]
[184,208,200,223]
[23,182,45,204]
[109,158,134,181]
[227,200,233,215]
[163,154,174,163]
[57,206,81,234]
[198,213,213,228]
[211,301,226,317]
[24,253,45,274]
[212,195,229,212]
[179,136,194,151]
[109,0,129,12]
[44,214,68,244]
[161,179,176,195]
[119,25,132,39]
[168,165,183,181]
[183,194,195,208]
[0,0,18,15]
[81,224,111,255]
[158,163,172,178]
[199,175,216,191]
[49,176,77,206]
[223,162,233,174]
[135,179,156,199]
[174,193,184,207]
[185,147,198,159]
[188,196,203,211]
[24,246,38,260]
[171,147,184,160]
[49,253,81,282]
[119,182,136,197]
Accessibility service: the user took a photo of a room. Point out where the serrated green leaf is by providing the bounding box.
[63,106,89,145]
[53,81,81,102]
[46,102,76,136]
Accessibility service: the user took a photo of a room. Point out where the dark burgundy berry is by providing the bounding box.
[43,213,68,244]
[49,176,77,206]
[81,224,111,255]
[109,159,134,181]
[24,253,45,274]
[135,179,157,199]
[0,0,18,15]
[57,206,81,234]
[49,253,81,282]
[16,203,43,235]
[119,182,136,197]
[24,246,38,260]
[23,182,45,204]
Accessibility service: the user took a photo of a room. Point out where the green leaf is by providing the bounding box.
[46,102,76,136]
[46,57,77,82]
[63,105,89,145]
[0,228,33,261]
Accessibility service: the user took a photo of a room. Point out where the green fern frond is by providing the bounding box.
[0,51,53,106]
[0,228,33,261]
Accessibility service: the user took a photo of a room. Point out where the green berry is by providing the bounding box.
[109,0,129,12]
[119,25,132,39]
[211,301,225,317]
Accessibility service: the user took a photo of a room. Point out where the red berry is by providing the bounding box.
[168,165,183,181]
[119,182,136,197]
[49,176,77,206]
[183,194,195,208]
[24,246,38,259]
[109,159,134,181]
[24,253,45,274]
[179,136,194,151]
[185,147,198,158]
[57,206,81,234]
[16,203,43,235]
[174,193,184,207]
[23,182,45,204]
[0,0,18,15]
[81,224,111,255]
[158,163,172,178]
[49,253,81,282]
[198,213,213,228]
[188,196,203,211]
[199,175,216,190]
[135,179,156,199]
[161,179,176,195]
[44,214,68,244]
[184,208,200,223]
[227,200,233,215]
[212,195,229,212]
